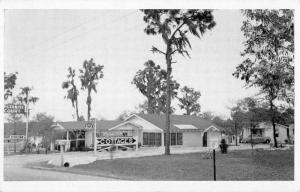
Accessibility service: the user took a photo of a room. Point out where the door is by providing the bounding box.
[203,132,207,147]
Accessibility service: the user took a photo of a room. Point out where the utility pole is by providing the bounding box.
[25,92,29,152]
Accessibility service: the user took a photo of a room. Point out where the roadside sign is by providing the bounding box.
[84,122,94,129]
[6,138,25,143]
[97,137,136,146]
[10,135,25,139]
[4,104,25,114]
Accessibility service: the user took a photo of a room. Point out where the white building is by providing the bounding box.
[242,122,290,144]
[54,114,223,150]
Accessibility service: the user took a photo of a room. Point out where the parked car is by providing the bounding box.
[241,136,271,144]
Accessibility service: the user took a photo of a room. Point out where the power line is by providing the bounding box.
[37,22,146,65]
[15,10,138,63]
[15,11,111,59]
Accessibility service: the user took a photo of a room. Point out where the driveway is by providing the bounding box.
[3,153,119,181]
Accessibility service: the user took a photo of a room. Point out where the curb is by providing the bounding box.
[27,164,126,180]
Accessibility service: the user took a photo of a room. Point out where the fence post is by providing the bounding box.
[213,149,216,181]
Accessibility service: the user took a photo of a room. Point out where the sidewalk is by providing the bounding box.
[46,144,272,167]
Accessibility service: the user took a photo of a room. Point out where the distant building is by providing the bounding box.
[242,122,291,144]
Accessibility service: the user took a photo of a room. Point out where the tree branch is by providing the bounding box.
[151,46,166,55]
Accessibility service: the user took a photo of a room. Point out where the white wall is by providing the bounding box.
[183,132,202,147]
[249,124,289,144]
[85,130,93,148]
[277,125,288,143]
[207,131,221,148]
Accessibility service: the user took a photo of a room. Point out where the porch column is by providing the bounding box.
[161,131,164,148]
[66,131,70,151]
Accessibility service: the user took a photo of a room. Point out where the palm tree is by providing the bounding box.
[62,67,80,121]
[79,58,104,121]
[17,86,39,145]
[141,10,216,155]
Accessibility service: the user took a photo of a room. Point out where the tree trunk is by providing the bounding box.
[165,51,171,155]
[186,107,190,115]
[250,124,254,155]
[270,100,278,148]
[87,89,91,121]
[75,99,79,121]
[235,121,238,146]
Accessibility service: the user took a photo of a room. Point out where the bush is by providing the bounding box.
[219,139,228,154]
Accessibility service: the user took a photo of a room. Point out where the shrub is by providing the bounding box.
[219,139,228,154]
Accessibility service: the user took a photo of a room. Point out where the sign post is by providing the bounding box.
[213,149,216,181]
[4,104,26,154]
[93,119,97,155]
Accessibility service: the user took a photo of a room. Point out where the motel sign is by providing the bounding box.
[97,137,137,146]
[4,104,26,114]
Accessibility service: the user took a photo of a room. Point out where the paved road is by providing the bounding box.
[3,153,117,181]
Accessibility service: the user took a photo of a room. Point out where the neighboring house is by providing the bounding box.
[54,114,223,150]
[242,122,290,144]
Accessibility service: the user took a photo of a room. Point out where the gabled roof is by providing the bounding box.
[57,120,123,132]
[131,113,221,132]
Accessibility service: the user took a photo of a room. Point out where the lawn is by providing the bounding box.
[63,149,294,180]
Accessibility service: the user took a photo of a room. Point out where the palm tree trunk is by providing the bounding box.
[165,51,171,155]
[75,99,79,121]
[87,89,91,121]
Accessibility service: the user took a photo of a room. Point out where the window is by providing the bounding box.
[155,133,161,146]
[164,132,182,146]
[149,133,155,145]
[177,133,183,145]
[143,133,149,145]
[171,133,176,145]
[143,132,162,146]
[122,132,128,137]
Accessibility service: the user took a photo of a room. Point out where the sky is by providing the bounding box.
[4,9,259,121]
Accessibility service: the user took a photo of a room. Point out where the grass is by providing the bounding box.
[43,149,294,180]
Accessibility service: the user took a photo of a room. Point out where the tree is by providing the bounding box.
[141,9,216,155]
[132,60,179,114]
[178,86,201,115]
[62,67,80,121]
[17,86,39,145]
[79,58,104,121]
[201,111,215,120]
[117,110,133,121]
[235,97,269,151]
[230,102,249,146]
[32,113,54,154]
[4,72,18,100]
[233,10,294,148]
[78,115,85,121]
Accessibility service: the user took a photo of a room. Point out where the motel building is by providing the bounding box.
[52,114,223,151]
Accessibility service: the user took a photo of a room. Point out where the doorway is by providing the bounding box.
[203,132,207,147]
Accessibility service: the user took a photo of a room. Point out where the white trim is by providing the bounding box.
[124,114,164,131]
[109,121,142,131]
[203,125,220,132]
